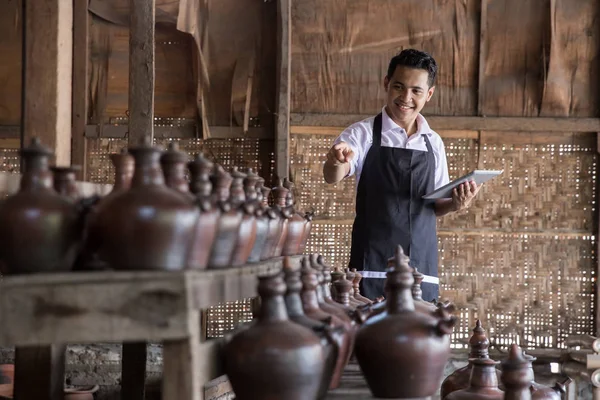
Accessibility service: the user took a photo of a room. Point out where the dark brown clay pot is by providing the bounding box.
[0,138,82,274]
[51,165,81,200]
[441,320,495,399]
[350,268,372,304]
[311,255,357,320]
[223,272,326,400]
[93,138,200,271]
[281,178,305,256]
[283,257,340,399]
[501,344,534,400]
[186,153,220,270]
[160,142,194,201]
[208,165,243,268]
[342,268,366,307]
[445,357,503,400]
[299,210,314,254]
[271,180,290,257]
[354,245,457,398]
[525,353,571,400]
[229,167,257,266]
[246,171,269,263]
[258,181,281,260]
[299,257,353,389]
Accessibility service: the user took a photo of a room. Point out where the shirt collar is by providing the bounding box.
[381,106,433,136]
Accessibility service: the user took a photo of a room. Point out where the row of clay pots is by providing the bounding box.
[0,138,313,274]
[223,247,460,400]
[441,320,572,400]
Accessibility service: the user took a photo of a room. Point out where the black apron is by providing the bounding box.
[349,113,439,302]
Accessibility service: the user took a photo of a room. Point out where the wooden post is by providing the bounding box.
[22,0,73,165]
[14,345,66,400]
[128,0,155,145]
[477,0,487,116]
[71,0,89,180]
[275,0,291,180]
[121,342,147,400]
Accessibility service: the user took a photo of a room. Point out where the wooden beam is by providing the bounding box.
[275,0,291,180]
[23,0,73,165]
[84,125,270,139]
[71,0,89,180]
[128,0,155,145]
[290,114,600,133]
[477,0,487,116]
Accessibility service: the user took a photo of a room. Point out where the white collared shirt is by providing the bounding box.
[333,107,450,190]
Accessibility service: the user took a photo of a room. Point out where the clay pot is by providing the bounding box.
[354,245,457,398]
[248,176,270,263]
[281,179,305,256]
[208,165,243,268]
[64,385,99,400]
[441,320,495,399]
[223,272,326,400]
[0,138,82,274]
[445,357,503,400]
[51,165,81,200]
[310,256,358,321]
[342,268,366,307]
[524,353,572,400]
[229,167,257,266]
[186,153,220,270]
[282,257,341,399]
[271,180,290,257]
[350,268,372,304]
[160,142,194,200]
[299,210,314,254]
[501,344,534,400]
[299,257,353,389]
[93,138,200,271]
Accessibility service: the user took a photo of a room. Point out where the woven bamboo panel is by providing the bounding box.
[0,148,20,173]
[205,299,255,338]
[292,132,597,350]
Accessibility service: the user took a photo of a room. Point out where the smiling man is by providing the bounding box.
[323,49,480,301]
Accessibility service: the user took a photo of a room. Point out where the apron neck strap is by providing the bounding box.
[422,134,434,153]
[372,113,383,147]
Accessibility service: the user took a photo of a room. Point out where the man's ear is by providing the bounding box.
[384,76,390,91]
[426,85,436,102]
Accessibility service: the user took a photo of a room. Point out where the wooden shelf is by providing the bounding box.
[0,257,299,347]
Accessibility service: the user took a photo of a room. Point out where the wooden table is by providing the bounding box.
[0,256,301,400]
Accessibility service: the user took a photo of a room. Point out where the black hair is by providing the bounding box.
[386,49,437,87]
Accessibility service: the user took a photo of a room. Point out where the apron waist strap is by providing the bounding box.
[360,270,439,285]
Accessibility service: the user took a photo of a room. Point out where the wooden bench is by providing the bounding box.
[0,256,302,400]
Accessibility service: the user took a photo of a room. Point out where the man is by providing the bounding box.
[323,49,481,301]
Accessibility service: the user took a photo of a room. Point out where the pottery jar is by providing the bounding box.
[223,272,326,400]
[299,210,314,254]
[246,171,269,263]
[350,268,372,304]
[441,320,495,399]
[160,142,195,201]
[525,353,571,400]
[0,138,82,274]
[229,167,257,266]
[259,182,282,260]
[445,357,504,400]
[299,257,354,388]
[93,138,200,271]
[310,255,357,321]
[342,268,367,307]
[186,153,220,270]
[501,344,534,400]
[281,178,305,256]
[208,165,243,268]
[271,180,290,257]
[283,257,341,398]
[354,245,457,398]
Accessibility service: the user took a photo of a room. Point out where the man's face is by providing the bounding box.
[384,66,435,125]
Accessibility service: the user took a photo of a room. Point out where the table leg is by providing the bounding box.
[14,344,66,400]
[162,309,202,400]
[121,341,147,400]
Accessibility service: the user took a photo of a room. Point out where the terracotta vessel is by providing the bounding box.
[281,178,305,256]
[342,268,366,307]
[223,272,326,400]
[311,256,357,320]
[229,167,257,266]
[271,180,290,257]
[282,257,341,398]
[299,210,314,254]
[51,165,81,200]
[248,177,269,262]
[160,142,194,201]
[186,153,220,270]
[93,138,199,271]
[441,320,495,399]
[354,245,457,398]
[445,357,503,400]
[501,344,534,400]
[208,165,243,268]
[524,353,571,400]
[315,256,355,314]
[259,181,282,260]
[299,257,353,388]
[63,385,99,400]
[0,138,82,274]
[350,268,372,304]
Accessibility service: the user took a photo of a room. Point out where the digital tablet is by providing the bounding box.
[422,170,504,200]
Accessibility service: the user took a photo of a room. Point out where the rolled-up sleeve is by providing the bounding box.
[433,138,450,189]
